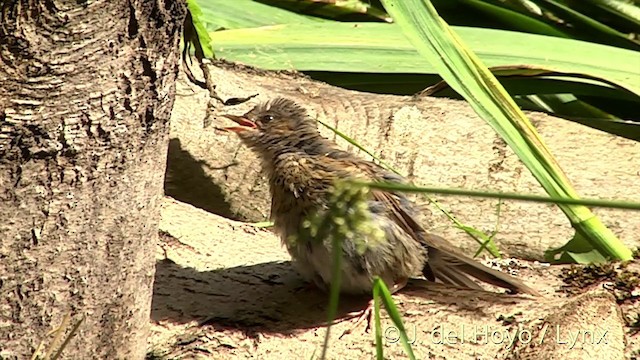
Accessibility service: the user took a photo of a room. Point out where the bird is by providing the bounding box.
[221,97,539,330]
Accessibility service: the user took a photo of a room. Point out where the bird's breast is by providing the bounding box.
[269,174,327,247]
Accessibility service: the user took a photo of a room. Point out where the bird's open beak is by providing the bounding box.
[221,114,257,132]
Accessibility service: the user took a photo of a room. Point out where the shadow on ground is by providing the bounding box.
[151,258,374,333]
[164,138,236,219]
[150,256,530,335]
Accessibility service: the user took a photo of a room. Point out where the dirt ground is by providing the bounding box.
[147,63,639,359]
[147,198,638,360]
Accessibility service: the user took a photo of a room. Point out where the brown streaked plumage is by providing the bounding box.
[222,97,539,297]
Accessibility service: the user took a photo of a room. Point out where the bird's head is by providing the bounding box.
[221,97,319,155]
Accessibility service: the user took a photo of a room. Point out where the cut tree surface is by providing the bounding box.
[149,198,638,360]
[166,61,640,260]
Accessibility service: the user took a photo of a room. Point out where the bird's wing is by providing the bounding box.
[316,155,422,237]
[339,159,540,296]
[342,160,429,245]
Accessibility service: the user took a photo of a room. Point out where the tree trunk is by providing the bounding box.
[0,0,185,358]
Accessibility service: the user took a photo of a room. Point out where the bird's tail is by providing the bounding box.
[422,239,540,296]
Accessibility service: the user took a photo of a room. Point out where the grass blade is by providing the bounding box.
[209,23,640,95]
[534,0,640,49]
[373,278,416,360]
[257,0,393,22]
[379,0,633,262]
[352,181,640,211]
[373,282,384,360]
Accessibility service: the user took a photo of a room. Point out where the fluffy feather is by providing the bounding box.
[223,97,539,296]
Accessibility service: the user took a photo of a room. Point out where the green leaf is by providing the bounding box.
[456,0,571,38]
[198,0,322,30]
[353,181,640,211]
[320,219,343,360]
[456,224,501,258]
[544,232,609,263]
[306,70,640,102]
[211,22,640,141]
[570,0,640,34]
[373,278,416,360]
[566,116,640,142]
[185,0,215,58]
[373,283,384,360]
[532,0,640,50]
[209,23,640,95]
[379,0,633,261]
[591,0,640,24]
[257,0,393,22]
[438,65,640,100]
[529,93,640,141]
[248,221,275,228]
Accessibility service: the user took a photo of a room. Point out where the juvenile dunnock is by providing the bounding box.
[222,97,539,305]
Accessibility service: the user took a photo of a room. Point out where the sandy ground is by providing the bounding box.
[147,197,638,360]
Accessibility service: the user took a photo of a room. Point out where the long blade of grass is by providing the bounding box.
[380,0,633,262]
[317,183,386,358]
[351,181,640,210]
[533,0,640,49]
[373,278,416,360]
[458,0,571,38]
[372,282,384,360]
[425,65,640,100]
[474,200,503,257]
[575,0,640,32]
[309,69,640,103]
[320,219,342,360]
[199,0,322,30]
[209,23,640,95]
[257,0,393,22]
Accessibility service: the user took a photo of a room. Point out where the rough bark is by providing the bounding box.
[167,62,640,259]
[0,0,185,358]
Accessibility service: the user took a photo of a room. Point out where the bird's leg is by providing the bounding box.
[337,278,408,339]
[336,302,373,339]
[295,274,328,293]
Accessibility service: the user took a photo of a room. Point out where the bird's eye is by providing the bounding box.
[260,114,274,123]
